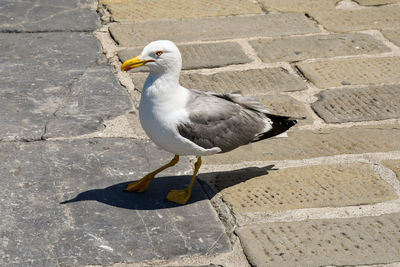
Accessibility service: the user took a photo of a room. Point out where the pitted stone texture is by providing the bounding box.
[129,68,307,95]
[382,29,400,47]
[237,213,400,266]
[100,0,262,22]
[297,57,400,88]
[260,0,338,12]
[214,163,397,213]
[355,0,397,6]
[118,42,251,71]
[309,6,400,32]
[0,0,99,32]
[109,14,321,47]
[382,160,400,181]
[0,32,131,141]
[0,139,230,267]
[203,124,400,164]
[257,95,312,125]
[312,84,400,123]
[250,33,390,63]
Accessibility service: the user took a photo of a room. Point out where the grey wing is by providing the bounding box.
[177,90,269,153]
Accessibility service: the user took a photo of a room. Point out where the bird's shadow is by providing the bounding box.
[60,165,276,210]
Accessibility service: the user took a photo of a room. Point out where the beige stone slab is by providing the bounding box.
[310,6,400,32]
[297,57,400,88]
[312,84,400,123]
[215,163,397,213]
[382,29,400,47]
[118,42,251,71]
[203,124,400,164]
[100,0,263,22]
[259,0,338,12]
[237,213,400,266]
[382,160,400,181]
[250,33,390,63]
[355,0,397,6]
[109,14,321,47]
[129,68,308,94]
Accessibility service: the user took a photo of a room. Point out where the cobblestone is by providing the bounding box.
[109,14,321,47]
[382,160,400,181]
[297,57,400,88]
[312,84,400,123]
[382,29,400,47]
[259,0,337,12]
[215,163,397,213]
[237,213,400,266]
[250,33,390,63]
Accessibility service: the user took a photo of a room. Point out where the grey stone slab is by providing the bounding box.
[312,84,400,123]
[109,14,321,47]
[355,0,397,6]
[0,32,131,141]
[250,33,390,63]
[309,6,400,32]
[0,139,230,267]
[0,0,99,32]
[129,68,307,95]
[237,213,400,266]
[118,42,251,72]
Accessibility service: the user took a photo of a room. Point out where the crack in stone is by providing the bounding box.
[41,61,99,140]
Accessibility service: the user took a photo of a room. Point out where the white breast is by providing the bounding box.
[139,83,219,156]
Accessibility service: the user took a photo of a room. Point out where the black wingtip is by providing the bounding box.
[252,114,301,143]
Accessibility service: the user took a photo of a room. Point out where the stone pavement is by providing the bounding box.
[1,0,400,266]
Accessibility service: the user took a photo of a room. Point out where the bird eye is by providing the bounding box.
[155,51,163,56]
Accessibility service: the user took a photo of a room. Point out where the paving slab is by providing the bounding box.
[118,42,251,71]
[237,213,400,266]
[250,33,390,63]
[259,0,338,12]
[309,5,400,32]
[129,68,307,95]
[109,14,321,47]
[297,57,400,88]
[312,84,400,123]
[203,124,400,164]
[0,0,99,32]
[382,160,400,181]
[100,0,262,22]
[0,32,131,141]
[355,0,397,6]
[382,29,400,46]
[211,163,397,213]
[0,138,230,267]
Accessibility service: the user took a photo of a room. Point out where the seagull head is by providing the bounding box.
[121,40,182,74]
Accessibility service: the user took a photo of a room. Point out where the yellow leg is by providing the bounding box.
[125,155,179,193]
[167,156,202,205]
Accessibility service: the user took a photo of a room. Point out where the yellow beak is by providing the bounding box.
[121,55,149,71]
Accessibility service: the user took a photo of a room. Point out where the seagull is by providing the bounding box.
[121,40,301,204]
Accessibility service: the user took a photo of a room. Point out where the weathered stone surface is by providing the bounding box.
[0,0,99,32]
[382,160,400,181]
[203,124,400,165]
[0,139,230,267]
[259,0,338,12]
[100,0,262,22]
[250,33,390,63]
[309,6,400,32]
[129,68,307,94]
[0,32,131,141]
[237,213,400,266]
[213,163,396,213]
[382,29,400,46]
[297,57,400,88]
[312,84,400,123]
[118,42,251,71]
[355,0,397,6]
[109,14,321,47]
